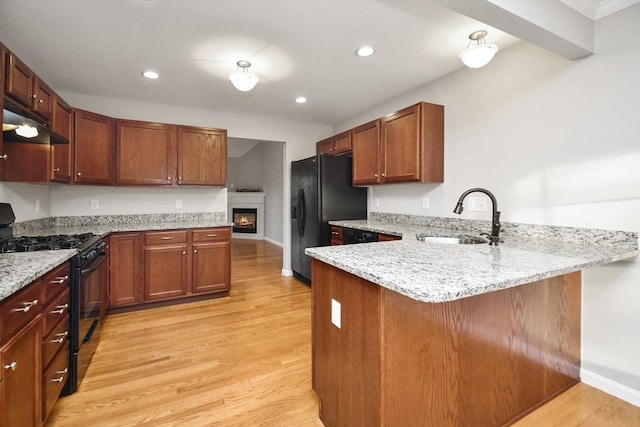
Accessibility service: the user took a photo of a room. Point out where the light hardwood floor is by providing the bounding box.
[46,239,639,426]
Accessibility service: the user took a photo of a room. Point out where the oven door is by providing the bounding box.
[78,252,107,343]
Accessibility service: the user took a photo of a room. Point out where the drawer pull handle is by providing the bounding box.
[206,234,218,237]
[51,369,68,383]
[0,154,7,160]
[54,167,60,172]
[160,236,174,240]
[50,275,69,284]
[50,331,69,344]
[51,304,69,314]
[13,299,38,312]
[4,362,17,371]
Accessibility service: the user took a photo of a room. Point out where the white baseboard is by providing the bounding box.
[282,269,293,277]
[232,233,264,240]
[264,237,283,247]
[581,368,640,407]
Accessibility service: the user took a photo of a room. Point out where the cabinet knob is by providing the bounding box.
[194,249,198,254]
[0,154,7,160]
[178,176,182,180]
[54,167,60,172]
[374,173,378,178]
[182,251,186,255]
[4,362,17,371]
[77,172,82,176]
[31,94,37,99]
[381,173,386,177]
[167,176,172,181]
[38,99,44,104]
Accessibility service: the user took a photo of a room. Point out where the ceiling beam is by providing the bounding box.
[435,0,594,59]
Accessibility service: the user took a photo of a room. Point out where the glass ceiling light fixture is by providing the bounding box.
[229,60,259,92]
[15,125,39,138]
[459,30,499,68]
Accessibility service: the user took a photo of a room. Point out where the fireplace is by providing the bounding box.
[233,208,257,234]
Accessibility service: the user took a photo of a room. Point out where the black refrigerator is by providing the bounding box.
[291,154,367,284]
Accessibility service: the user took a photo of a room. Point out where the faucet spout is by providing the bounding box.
[453,187,501,245]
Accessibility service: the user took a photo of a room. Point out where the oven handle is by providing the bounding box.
[80,252,108,275]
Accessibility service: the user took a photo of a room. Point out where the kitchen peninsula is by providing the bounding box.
[306,214,638,426]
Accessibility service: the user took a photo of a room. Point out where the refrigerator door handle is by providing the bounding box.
[297,188,305,237]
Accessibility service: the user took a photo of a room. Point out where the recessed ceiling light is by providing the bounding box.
[142,70,160,79]
[356,46,375,57]
[295,97,307,104]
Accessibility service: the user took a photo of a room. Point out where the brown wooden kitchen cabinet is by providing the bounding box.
[50,96,73,183]
[4,51,54,123]
[0,43,6,174]
[115,120,174,185]
[109,233,144,307]
[176,126,227,186]
[330,226,343,245]
[74,109,115,185]
[0,279,44,427]
[144,231,189,301]
[316,131,352,156]
[378,233,401,242]
[192,228,231,294]
[353,102,444,185]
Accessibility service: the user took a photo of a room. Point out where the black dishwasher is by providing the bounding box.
[342,228,378,244]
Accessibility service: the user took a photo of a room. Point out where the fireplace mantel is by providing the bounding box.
[227,192,265,240]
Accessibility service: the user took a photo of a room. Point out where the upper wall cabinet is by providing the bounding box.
[315,130,352,156]
[176,126,227,186]
[115,120,174,185]
[50,96,73,183]
[352,102,444,185]
[5,52,54,123]
[74,109,115,185]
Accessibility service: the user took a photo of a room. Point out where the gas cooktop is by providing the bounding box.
[0,233,98,253]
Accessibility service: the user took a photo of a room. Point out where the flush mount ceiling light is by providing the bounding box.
[229,60,259,92]
[459,30,499,68]
[295,96,307,104]
[356,46,375,57]
[142,70,160,79]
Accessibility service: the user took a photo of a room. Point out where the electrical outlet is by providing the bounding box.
[422,197,430,210]
[35,200,41,212]
[90,199,99,210]
[468,196,487,212]
[331,299,341,329]
[374,198,380,208]
[176,199,183,209]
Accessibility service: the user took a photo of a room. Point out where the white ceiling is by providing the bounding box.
[0,0,635,126]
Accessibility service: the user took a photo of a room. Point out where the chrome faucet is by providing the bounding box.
[453,188,501,245]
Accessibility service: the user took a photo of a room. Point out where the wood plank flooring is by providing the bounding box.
[46,239,639,426]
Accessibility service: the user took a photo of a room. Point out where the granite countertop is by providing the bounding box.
[306,218,638,303]
[1,214,232,302]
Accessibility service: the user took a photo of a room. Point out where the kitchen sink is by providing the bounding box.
[416,235,489,245]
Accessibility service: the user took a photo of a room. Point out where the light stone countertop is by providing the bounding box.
[1,217,232,302]
[305,218,638,303]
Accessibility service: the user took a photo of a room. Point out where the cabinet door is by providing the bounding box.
[51,97,73,183]
[109,233,143,307]
[192,241,230,294]
[352,119,381,185]
[382,104,421,183]
[74,109,114,185]
[332,131,352,155]
[330,226,343,246]
[316,137,334,155]
[176,127,227,186]
[32,77,54,122]
[0,319,42,427]
[115,121,174,185]
[5,52,33,108]
[144,245,188,301]
[1,44,5,174]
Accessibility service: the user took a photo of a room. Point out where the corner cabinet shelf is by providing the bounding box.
[352,102,444,185]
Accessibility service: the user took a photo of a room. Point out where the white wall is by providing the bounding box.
[335,6,640,398]
[227,144,264,191]
[262,142,285,245]
[0,183,52,221]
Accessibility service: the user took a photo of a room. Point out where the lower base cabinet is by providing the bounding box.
[109,227,231,310]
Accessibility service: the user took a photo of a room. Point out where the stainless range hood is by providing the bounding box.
[2,99,68,145]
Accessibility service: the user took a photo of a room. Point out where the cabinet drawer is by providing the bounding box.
[43,289,70,336]
[378,233,402,242]
[145,230,188,245]
[43,344,70,422]
[43,262,71,303]
[192,228,231,242]
[0,280,43,342]
[43,314,70,368]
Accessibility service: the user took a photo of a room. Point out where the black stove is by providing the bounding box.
[0,233,100,253]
